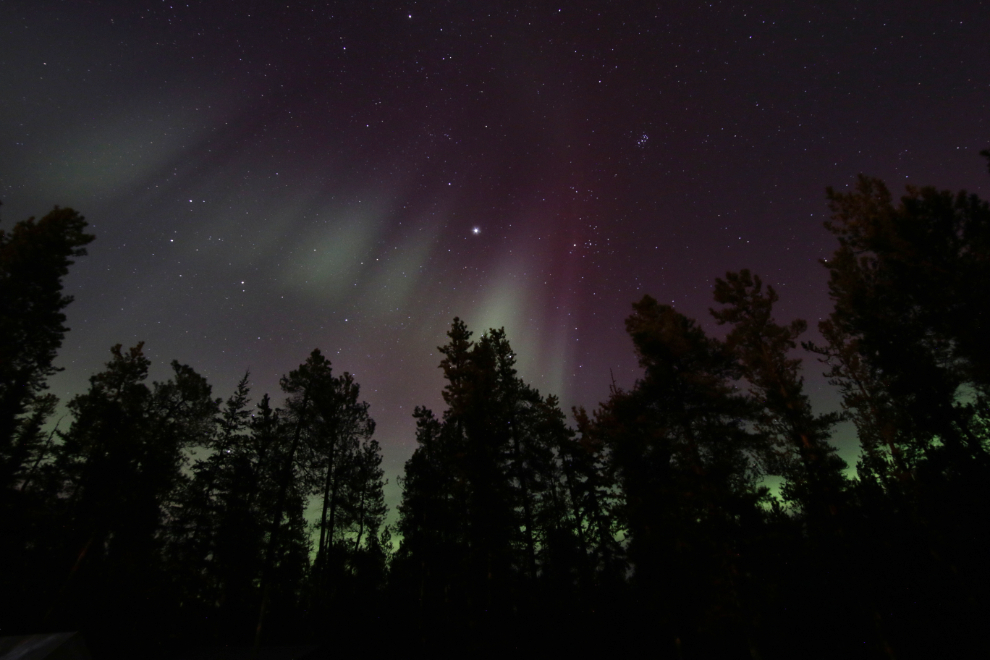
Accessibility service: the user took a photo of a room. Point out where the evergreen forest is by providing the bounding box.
[2,160,990,659]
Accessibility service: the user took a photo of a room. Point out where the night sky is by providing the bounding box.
[2,0,988,514]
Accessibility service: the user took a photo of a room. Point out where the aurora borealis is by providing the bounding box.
[1,0,988,512]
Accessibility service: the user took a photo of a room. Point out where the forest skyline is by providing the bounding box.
[2,2,989,655]
[5,151,989,532]
[3,1,987,508]
[3,159,989,659]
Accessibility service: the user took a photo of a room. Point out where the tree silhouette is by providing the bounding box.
[711,269,847,525]
[587,296,768,656]
[309,371,378,606]
[39,343,217,649]
[816,176,990,469]
[802,164,990,658]
[395,319,606,651]
[0,207,93,489]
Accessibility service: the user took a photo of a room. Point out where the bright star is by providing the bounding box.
[472,227,480,235]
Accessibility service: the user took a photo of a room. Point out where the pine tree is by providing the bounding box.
[711,269,847,524]
[567,405,624,589]
[251,349,381,649]
[164,373,258,618]
[310,371,377,603]
[347,438,388,559]
[395,405,466,612]
[0,206,94,489]
[818,175,990,470]
[254,349,334,650]
[46,344,218,628]
[589,296,767,655]
[396,318,600,642]
[804,165,990,657]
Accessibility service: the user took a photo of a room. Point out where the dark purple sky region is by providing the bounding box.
[2,0,988,512]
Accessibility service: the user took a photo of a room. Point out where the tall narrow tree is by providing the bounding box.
[0,207,93,489]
